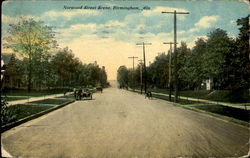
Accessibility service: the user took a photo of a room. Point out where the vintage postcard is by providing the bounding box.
[1,0,249,157]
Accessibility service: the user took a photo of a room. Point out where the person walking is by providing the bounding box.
[77,88,82,100]
[73,88,77,100]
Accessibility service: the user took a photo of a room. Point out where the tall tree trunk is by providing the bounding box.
[28,53,32,92]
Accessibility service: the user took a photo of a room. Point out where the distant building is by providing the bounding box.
[1,53,12,81]
[205,78,213,91]
[1,59,4,80]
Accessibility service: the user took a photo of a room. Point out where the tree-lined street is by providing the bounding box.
[1,1,249,158]
[2,83,249,157]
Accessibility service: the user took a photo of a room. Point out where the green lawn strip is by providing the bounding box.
[3,104,53,122]
[28,98,72,105]
[27,103,58,106]
[1,99,75,132]
[4,96,30,101]
[130,89,249,127]
[171,102,249,127]
[134,89,249,109]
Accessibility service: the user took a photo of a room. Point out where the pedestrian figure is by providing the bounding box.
[145,91,152,99]
[100,86,103,93]
[77,89,82,100]
[74,88,77,100]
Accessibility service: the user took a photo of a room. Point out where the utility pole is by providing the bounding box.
[163,42,178,101]
[138,59,143,94]
[136,42,152,94]
[162,10,189,102]
[128,56,138,91]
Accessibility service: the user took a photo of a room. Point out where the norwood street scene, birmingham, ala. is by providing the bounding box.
[1,0,250,158]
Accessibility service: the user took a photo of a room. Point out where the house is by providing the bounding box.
[205,78,213,91]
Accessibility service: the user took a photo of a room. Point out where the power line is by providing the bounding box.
[138,59,143,94]
[136,42,152,94]
[163,42,177,101]
[162,10,189,102]
[128,56,138,91]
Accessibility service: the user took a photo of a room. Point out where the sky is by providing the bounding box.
[2,0,249,80]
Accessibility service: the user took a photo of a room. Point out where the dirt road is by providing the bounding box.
[2,85,249,157]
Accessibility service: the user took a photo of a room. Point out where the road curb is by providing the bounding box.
[131,89,250,109]
[171,102,250,128]
[127,89,250,128]
[1,100,75,133]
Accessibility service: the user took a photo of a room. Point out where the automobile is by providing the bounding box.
[81,88,93,100]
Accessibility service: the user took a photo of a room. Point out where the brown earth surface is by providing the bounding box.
[2,82,249,158]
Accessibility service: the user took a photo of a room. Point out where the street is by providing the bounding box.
[2,83,249,158]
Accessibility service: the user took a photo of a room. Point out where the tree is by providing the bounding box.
[203,28,233,89]
[99,66,108,87]
[51,47,77,87]
[117,66,129,88]
[236,16,250,88]
[134,63,143,87]
[2,54,23,89]
[176,42,191,90]
[228,16,250,102]
[147,53,169,88]
[85,63,101,86]
[183,38,207,89]
[4,17,57,91]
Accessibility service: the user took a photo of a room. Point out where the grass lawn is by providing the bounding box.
[4,96,29,101]
[194,104,250,122]
[179,90,211,99]
[144,88,249,103]
[3,89,70,97]
[1,104,52,126]
[29,99,72,105]
[131,89,249,123]
[2,98,73,127]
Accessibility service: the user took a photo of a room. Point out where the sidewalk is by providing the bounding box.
[132,89,250,110]
[7,93,67,106]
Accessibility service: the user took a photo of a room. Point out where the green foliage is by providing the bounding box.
[4,17,57,91]
[51,47,78,86]
[235,16,250,88]
[29,99,71,105]
[1,98,18,125]
[176,42,191,90]
[100,66,108,87]
[147,53,169,88]
[182,38,207,89]
[5,18,57,57]
[117,66,129,88]
[1,103,52,126]
[3,47,109,90]
[2,54,23,88]
[3,17,108,91]
[50,48,108,88]
[116,15,249,102]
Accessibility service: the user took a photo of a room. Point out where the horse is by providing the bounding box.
[96,86,103,93]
